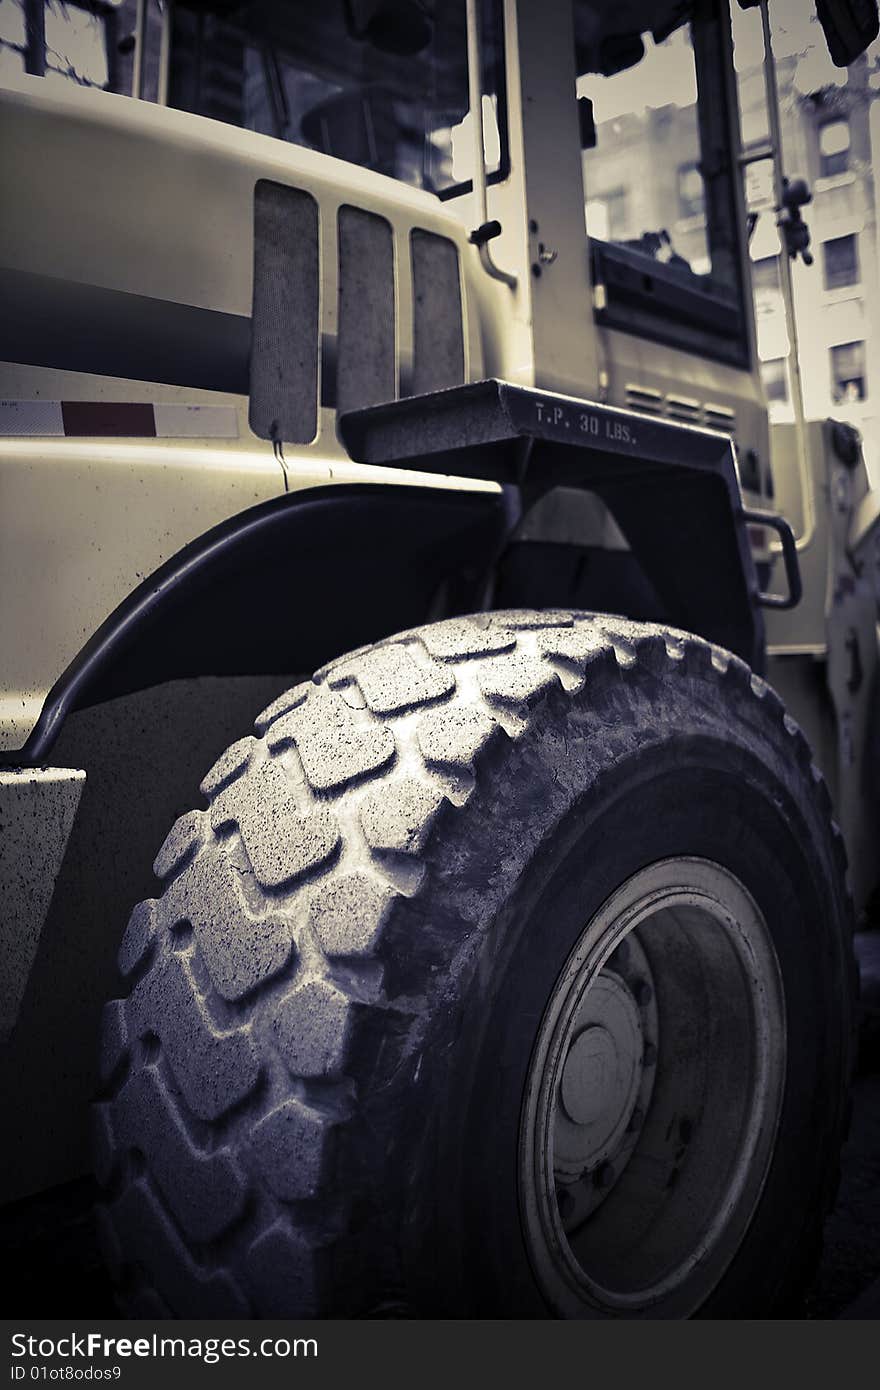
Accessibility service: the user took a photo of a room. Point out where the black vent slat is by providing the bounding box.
[411,230,464,396]
[249,180,319,445]
[337,206,396,416]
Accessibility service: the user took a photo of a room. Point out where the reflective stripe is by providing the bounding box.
[154,404,239,438]
[0,401,239,439]
[61,402,156,437]
[0,401,64,436]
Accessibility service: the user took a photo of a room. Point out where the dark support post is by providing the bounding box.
[104,5,122,93]
[23,0,46,76]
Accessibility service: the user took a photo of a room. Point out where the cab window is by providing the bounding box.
[575,0,750,367]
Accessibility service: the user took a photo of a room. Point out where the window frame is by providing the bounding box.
[677,161,704,221]
[760,357,788,403]
[817,116,850,180]
[751,255,779,292]
[830,340,867,403]
[822,233,860,291]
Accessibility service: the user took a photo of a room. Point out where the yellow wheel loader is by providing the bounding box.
[1,0,878,1317]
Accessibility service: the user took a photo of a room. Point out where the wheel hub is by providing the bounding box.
[555,974,642,1171]
[520,857,786,1318]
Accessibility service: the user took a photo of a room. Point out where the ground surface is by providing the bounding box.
[803,1070,880,1316]
[3,936,880,1320]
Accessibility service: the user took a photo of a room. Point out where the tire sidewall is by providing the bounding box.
[404,734,851,1318]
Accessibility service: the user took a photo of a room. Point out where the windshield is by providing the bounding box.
[167,0,506,197]
[0,0,506,197]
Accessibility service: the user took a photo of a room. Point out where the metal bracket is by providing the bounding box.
[468,221,518,289]
[342,378,771,670]
[465,0,517,291]
[742,507,803,610]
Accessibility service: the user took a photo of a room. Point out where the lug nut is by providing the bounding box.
[556,1186,575,1219]
[593,1162,615,1190]
[633,978,653,1006]
[612,940,630,969]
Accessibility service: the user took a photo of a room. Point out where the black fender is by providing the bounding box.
[5,482,507,768]
[342,379,776,670]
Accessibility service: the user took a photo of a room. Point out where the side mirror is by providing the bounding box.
[343,0,433,56]
[815,0,879,65]
[578,96,597,151]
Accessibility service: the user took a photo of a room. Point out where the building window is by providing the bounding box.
[818,118,850,179]
[585,187,629,242]
[822,234,859,290]
[603,187,629,239]
[744,156,774,208]
[760,358,788,403]
[751,256,779,292]
[678,162,703,220]
[830,341,867,403]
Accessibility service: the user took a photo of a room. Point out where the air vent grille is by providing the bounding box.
[703,403,737,433]
[625,384,663,413]
[666,395,701,423]
[624,383,737,435]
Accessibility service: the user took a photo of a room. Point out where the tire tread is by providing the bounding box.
[96,611,855,1317]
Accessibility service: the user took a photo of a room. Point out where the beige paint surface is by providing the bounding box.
[0,766,84,1040]
[0,77,496,750]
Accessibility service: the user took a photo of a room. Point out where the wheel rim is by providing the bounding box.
[520,856,786,1317]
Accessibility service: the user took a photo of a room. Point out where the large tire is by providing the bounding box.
[93,610,855,1318]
